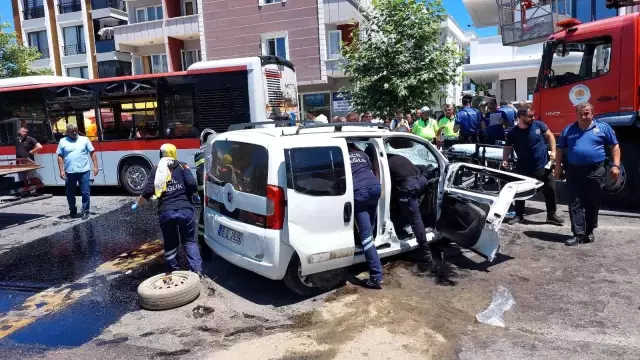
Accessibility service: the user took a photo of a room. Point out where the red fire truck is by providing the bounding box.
[532,2,640,207]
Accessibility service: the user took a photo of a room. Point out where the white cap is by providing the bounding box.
[420,106,430,112]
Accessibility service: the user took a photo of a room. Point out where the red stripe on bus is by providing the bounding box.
[0,139,200,156]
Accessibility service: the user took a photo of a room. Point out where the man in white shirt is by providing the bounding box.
[306,110,328,124]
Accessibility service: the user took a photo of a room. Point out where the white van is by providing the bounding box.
[202,123,542,295]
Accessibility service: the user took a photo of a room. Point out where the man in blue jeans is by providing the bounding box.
[56,123,99,220]
[347,142,384,289]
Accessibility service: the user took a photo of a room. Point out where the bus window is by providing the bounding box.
[100,100,159,140]
[51,113,82,142]
[0,118,18,146]
[164,87,198,138]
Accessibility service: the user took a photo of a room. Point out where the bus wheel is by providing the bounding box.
[120,158,151,195]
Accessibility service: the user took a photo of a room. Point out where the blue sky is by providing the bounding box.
[0,0,496,37]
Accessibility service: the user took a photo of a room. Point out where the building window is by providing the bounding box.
[181,49,201,70]
[526,77,537,100]
[132,56,144,74]
[262,33,288,59]
[572,0,617,23]
[136,5,163,22]
[62,25,86,55]
[28,30,49,59]
[499,79,516,102]
[151,54,168,73]
[67,66,89,79]
[265,0,282,4]
[464,45,470,65]
[58,0,82,14]
[182,0,196,15]
[301,93,331,120]
[98,60,133,78]
[23,0,45,20]
[327,30,341,60]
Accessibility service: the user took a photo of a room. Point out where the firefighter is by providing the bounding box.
[555,102,621,246]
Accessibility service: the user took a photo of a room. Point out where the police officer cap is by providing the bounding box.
[420,106,430,112]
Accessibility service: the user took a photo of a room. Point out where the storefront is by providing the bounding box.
[298,90,352,120]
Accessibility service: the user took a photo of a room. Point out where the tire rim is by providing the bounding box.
[298,263,316,288]
[126,165,148,192]
[148,273,189,290]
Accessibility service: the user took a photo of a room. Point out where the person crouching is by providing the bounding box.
[132,144,203,276]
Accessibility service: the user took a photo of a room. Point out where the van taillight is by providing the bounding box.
[266,185,285,230]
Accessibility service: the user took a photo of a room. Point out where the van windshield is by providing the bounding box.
[210,140,268,197]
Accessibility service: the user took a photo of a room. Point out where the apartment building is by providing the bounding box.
[113,0,204,74]
[12,0,131,79]
[201,0,472,118]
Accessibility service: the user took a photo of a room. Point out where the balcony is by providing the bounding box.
[91,0,126,11]
[23,6,45,20]
[324,0,364,25]
[164,14,200,39]
[59,0,82,14]
[63,43,87,56]
[326,58,348,78]
[114,20,164,46]
[95,39,116,53]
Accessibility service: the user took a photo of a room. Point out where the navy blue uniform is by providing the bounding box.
[558,121,619,238]
[387,154,429,242]
[499,106,517,133]
[194,144,206,236]
[506,121,557,217]
[142,162,202,273]
[456,107,482,143]
[484,111,510,144]
[348,148,383,283]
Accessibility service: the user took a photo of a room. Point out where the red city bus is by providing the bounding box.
[0,56,299,194]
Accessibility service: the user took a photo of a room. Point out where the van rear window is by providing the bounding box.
[210,140,268,197]
[285,147,346,196]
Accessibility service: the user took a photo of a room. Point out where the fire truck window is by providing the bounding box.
[547,37,612,88]
[100,100,159,141]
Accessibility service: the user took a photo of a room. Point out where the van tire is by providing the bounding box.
[138,271,201,310]
[283,254,345,297]
[120,158,151,195]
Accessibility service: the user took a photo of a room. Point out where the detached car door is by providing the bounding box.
[436,163,543,262]
[283,138,355,276]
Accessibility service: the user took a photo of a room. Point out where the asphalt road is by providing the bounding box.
[0,187,639,359]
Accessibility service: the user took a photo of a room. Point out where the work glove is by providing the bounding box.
[131,203,138,211]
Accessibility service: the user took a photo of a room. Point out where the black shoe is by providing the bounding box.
[546,213,565,226]
[364,278,383,290]
[81,213,89,220]
[565,236,586,246]
[68,213,78,219]
[508,216,524,225]
[585,233,595,243]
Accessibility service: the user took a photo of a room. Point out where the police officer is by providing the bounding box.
[555,102,621,246]
[387,143,435,273]
[482,98,511,145]
[502,106,563,225]
[455,95,481,144]
[348,142,384,289]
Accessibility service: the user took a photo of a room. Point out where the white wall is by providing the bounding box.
[470,35,542,65]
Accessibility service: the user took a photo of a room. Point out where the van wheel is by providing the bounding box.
[137,271,201,310]
[283,254,346,297]
[120,158,151,195]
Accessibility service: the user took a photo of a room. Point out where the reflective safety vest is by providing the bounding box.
[194,144,206,190]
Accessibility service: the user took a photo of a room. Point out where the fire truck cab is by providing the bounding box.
[533,13,640,207]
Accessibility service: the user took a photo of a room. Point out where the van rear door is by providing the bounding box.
[283,138,355,276]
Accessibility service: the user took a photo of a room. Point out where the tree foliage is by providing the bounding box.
[0,22,52,79]
[340,0,463,115]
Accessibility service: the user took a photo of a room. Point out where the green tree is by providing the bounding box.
[0,22,52,79]
[340,0,463,116]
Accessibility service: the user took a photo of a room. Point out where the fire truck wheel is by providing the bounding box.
[138,271,201,310]
[120,158,151,195]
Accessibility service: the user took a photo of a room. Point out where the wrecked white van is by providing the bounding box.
[202,123,542,295]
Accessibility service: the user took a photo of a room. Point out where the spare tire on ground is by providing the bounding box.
[138,271,201,310]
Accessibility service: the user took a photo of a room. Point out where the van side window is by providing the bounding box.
[210,140,268,197]
[285,147,346,196]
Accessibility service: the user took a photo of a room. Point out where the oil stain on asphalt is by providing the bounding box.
[0,203,166,352]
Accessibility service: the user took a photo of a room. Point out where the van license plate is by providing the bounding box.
[218,225,243,245]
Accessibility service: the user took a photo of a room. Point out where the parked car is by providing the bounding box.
[202,122,543,295]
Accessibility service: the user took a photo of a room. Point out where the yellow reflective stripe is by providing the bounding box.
[195,159,205,166]
[198,185,204,191]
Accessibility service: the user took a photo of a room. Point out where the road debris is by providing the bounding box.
[476,285,515,327]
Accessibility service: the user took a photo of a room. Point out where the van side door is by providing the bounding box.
[282,138,355,276]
